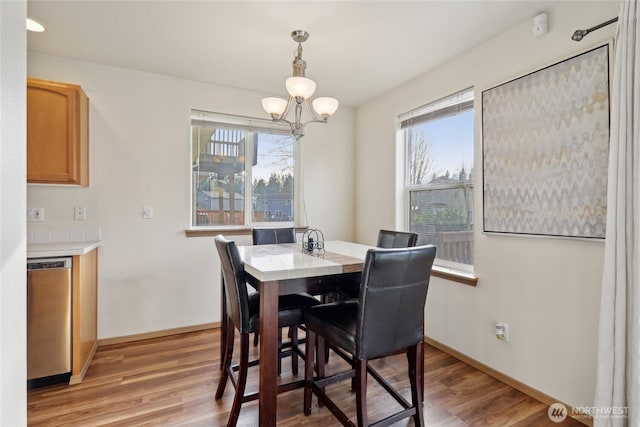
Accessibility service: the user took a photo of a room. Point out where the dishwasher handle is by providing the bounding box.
[27,257,72,271]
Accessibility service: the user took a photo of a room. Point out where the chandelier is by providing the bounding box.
[261,30,339,139]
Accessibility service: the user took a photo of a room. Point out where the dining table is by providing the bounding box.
[236,240,371,427]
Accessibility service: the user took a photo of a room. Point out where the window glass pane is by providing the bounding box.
[410,187,474,265]
[190,111,295,228]
[408,109,474,185]
[403,88,474,268]
[192,126,247,226]
[252,134,294,223]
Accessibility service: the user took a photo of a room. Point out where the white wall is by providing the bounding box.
[355,1,617,409]
[0,0,27,425]
[27,54,355,340]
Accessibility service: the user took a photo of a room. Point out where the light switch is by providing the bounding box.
[143,206,153,219]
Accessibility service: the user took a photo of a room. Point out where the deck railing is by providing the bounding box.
[196,210,244,226]
[196,210,270,226]
[436,231,473,265]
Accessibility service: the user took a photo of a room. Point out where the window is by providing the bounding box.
[191,110,296,228]
[400,88,474,270]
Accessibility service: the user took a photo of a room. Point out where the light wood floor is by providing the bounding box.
[28,329,584,426]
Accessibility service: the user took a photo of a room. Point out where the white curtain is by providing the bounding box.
[594,1,640,426]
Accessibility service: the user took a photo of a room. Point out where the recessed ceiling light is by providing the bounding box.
[26,18,45,33]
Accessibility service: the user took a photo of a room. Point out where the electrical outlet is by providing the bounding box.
[27,207,45,221]
[74,206,87,221]
[495,323,509,342]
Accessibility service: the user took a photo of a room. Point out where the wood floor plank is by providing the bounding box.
[28,329,584,426]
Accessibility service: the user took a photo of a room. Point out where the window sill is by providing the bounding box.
[431,266,478,287]
[185,226,308,238]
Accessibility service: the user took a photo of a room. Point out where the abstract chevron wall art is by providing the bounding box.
[482,44,609,238]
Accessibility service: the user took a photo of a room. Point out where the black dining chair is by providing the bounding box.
[303,244,436,427]
[214,235,320,427]
[338,229,419,300]
[376,229,418,248]
[252,226,297,245]
[251,227,306,374]
[251,227,299,347]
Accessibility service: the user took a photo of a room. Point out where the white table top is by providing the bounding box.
[238,240,372,282]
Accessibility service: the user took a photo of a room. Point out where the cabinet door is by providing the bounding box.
[27,79,89,186]
[70,249,98,384]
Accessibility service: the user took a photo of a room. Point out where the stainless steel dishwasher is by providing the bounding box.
[27,257,72,387]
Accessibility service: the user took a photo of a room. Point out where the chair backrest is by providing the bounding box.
[252,227,296,245]
[356,245,436,360]
[376,229,418,249]
[215,235,252,334]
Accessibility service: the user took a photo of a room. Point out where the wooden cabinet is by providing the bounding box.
[70,248,98,384]
[27,78,89,186]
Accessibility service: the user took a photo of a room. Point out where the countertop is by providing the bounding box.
[27,241,102,258]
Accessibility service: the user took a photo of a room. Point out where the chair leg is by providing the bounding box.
[226,333,250,427]
[408,344,425,427]
[220,322,226,370]
[419,334,424,402]
[354,359,368,427]
[303,329,316,416]
[290,326,299,375]
[277,327,283,375]
[316,335,326,407]
[216,322,235,399]
[253,332,259,347]
[220,274,227,369]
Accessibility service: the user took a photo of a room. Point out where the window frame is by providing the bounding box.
[189,110,299,231]
[399,88,476,275]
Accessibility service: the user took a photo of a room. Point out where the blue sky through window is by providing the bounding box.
[253,133,294,181]
[415,109,474,178]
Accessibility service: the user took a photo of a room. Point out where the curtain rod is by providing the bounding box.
[572,17,618,41]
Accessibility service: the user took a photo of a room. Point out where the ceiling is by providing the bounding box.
[27,1,555,108]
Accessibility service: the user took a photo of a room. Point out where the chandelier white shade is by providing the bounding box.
[261,30,339,139]
[285,77,316,99]
[261,97,288,116]
[312,97,340,118]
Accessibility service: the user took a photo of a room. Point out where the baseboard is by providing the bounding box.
[69,340,98,385]
[97,322,220,347]
[424,336,592,427]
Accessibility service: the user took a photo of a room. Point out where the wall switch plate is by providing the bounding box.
[74,206,87,221]
[143,206,153,219]
[27,207,45,221]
